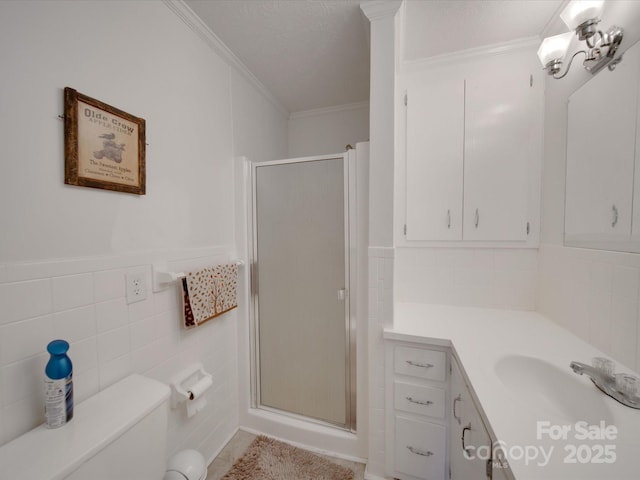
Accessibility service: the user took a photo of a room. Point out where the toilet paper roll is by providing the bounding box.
[187,396,207,418]
[187,376,213,400]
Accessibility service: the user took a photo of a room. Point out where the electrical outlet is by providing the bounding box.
[126,272,147,304]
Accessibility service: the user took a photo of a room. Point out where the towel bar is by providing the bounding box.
[152,260,244,292]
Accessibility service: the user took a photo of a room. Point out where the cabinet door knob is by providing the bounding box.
[475,208,479,229]
[612,204,619,228]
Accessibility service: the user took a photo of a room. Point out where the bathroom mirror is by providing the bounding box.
[564,39,640,253]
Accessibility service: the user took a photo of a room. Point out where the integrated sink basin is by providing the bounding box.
[494,354,613,424]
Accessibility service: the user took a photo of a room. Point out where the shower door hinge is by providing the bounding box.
[403,224,407,235]
[404,93,407,106]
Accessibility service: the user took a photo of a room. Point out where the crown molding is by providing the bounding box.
[400,36,540,74]
[360,0,402,22]
[289,101,370,120]
[162,0,289,117]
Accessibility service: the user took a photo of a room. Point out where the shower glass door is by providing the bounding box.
[252,155,352,429]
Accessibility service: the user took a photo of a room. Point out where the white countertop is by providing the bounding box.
[386,303,640,480]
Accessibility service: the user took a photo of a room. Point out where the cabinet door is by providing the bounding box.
[464,64,536,241]
[450,358,491,480]
[566,42,640,241]
[406,79,465,241]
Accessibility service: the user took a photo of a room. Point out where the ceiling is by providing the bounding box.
[185,0,564,114]
[186,0,370,113]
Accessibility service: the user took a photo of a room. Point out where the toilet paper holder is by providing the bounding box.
[169,363,213,409]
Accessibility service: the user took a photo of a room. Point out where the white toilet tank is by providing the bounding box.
[0,374,170,480]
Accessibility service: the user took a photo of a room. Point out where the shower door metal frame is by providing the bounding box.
[248,152,357,432]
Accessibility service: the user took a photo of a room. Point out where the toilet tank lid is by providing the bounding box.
[0,374,170,480]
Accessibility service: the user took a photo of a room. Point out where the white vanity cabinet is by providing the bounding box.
[386,342,449,480]
[450,355,491,479]
[403,50,542,245]
[450,355,510,480]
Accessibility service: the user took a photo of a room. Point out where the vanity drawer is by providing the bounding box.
[395,381,446,419]
[395,415,446,480]
[394,346,446,381]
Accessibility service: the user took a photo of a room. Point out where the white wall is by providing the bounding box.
[0,1,236,263]
[0,0,288,465]
[537,1,640,373]
[361,3,402,478]
[287,102,369,158]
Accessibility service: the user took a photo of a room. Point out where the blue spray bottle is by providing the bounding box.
[44,339,73,428]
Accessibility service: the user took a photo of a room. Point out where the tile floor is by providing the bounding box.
[207,430,366,480]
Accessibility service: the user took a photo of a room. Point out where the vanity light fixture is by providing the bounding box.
[537,0,624,79]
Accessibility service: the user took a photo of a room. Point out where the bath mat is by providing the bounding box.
[222,435,355,480]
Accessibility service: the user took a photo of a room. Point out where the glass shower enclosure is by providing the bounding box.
[251,153,355,430]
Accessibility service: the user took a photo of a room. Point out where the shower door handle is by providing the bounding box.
[338,288,348,301]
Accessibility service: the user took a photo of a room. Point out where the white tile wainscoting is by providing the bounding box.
[538,243,640,373]
[366,247,394,479]
[0,246,239,463]
[395,247,539,310]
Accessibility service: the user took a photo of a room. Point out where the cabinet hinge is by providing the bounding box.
[526,221,530,235]
[403,224,407,235]
[404,93,408,106]
[530,74,533,87]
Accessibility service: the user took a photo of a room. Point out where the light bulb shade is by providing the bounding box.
[537,32,574,67]
[560,0,605,30]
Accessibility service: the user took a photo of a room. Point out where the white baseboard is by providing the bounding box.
[204,427,239,467]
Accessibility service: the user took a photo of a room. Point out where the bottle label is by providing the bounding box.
[45,373,73,428]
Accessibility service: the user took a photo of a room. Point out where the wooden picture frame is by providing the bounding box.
[64,87,146,195]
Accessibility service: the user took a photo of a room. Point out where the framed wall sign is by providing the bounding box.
[64,87,146,195]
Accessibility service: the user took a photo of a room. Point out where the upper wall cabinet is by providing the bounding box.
[402,49,543,247]
[565,40,640,253]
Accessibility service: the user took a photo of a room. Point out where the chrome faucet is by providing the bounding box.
[570,360,640,409]
[570,361,605,382]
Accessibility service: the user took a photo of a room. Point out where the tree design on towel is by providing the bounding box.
[182,263,238,327]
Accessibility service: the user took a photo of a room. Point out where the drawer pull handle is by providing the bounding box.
[453,394,462,425]
[407,446,434,457]
[462,423,472,455]
[406,396,433,406]
[405,360,434,369]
